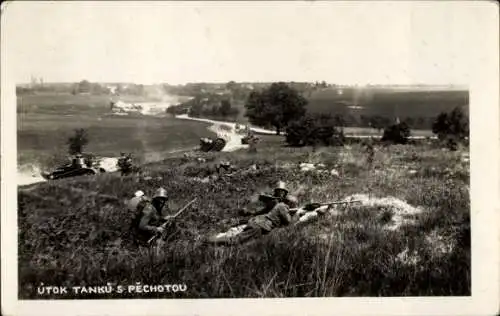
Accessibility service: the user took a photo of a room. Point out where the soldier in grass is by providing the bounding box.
[207,181,302,245]
[118,152,134,176]
[129,187,175,244]
[208,192,300,245]
[239,181,298,216]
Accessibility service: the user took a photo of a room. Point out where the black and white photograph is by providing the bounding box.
[1,1,499,315]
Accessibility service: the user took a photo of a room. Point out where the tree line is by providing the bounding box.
[244,82,469,149]
[166,95,240,120]
[16,80,146,96]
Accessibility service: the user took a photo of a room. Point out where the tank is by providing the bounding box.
[41,164,101,180]
[199,137,227,152]
[41,154,104,180]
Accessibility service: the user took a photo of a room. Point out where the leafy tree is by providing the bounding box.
[369,115,391,132]
[432,112,448,139]
[381,122,411,144]
[67,128,89,155]
[220,99,232,117]
[432,107,469,141]
[77,80,91,94]
[226,81,237,91]
[432,107,468,150]
[244,82,307,135]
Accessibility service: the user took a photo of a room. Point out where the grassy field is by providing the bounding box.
[18,139,470,298]
[306,87,469,119]
[339,126,434,137]
[17,93,163,114]
[17,94,216,168]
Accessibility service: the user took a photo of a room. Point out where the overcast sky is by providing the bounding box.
[2,1,495,85]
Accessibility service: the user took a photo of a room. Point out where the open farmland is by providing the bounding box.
[18,139,470,298]
[17,93,161,115]
[17,94,216,168]
[306,87,469,125]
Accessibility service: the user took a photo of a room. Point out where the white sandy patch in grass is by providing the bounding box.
[17,164,46,186]
[341,193,424,230]
[96,157,119,172]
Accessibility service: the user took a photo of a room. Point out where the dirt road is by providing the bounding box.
[175,114,276,152]
[175,114,276,135]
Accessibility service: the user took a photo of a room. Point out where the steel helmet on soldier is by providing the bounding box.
[153,187,168,201]
[274,180,289,196]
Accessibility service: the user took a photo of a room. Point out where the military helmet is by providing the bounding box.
[274,180,289,196]
[152,187,168,201]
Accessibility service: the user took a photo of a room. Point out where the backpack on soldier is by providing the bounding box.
[129,196,151,229]
[125,194,153,245]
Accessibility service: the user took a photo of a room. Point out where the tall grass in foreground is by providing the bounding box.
[18,144,470,298]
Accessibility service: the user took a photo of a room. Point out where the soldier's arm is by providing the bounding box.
[247,207,270,216]
[277,203,293,224]
[138,206,160,233]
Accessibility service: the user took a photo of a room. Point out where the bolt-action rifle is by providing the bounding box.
[147,198,197,245]
[290,199,362,215]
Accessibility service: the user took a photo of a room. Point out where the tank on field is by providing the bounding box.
[41,154,103,180]
[199,137,227,152]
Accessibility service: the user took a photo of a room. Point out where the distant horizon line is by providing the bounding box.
[17,81,469,89]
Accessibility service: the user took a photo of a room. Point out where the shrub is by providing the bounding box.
[432,107,469,142]
[381,122,411,144]
[286,114,344,147]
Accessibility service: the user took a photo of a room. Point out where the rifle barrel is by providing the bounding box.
[321,200,361,205]
[172,198,197,218]
[147,198,197,244]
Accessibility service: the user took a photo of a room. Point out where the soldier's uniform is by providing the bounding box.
[130,188,173,244]
[239,181,298,216]
[210,196,293,245]
[118,153,134,176]
[248,201,292,232]
[216,161,233,175]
